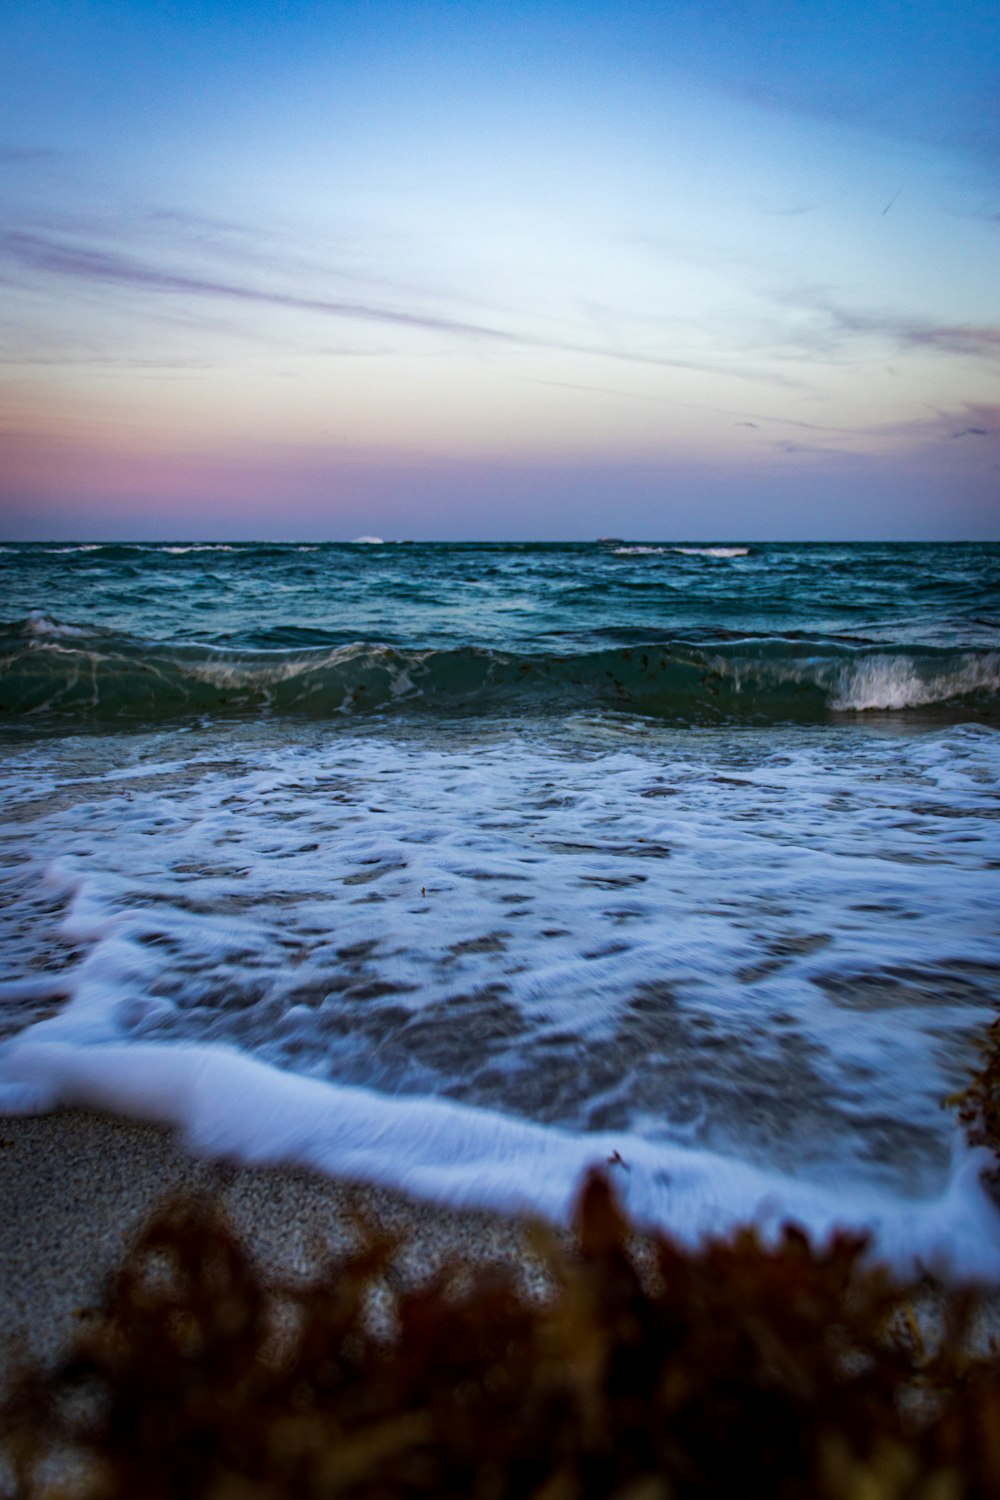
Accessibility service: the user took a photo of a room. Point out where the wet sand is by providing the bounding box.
[0,1108,554,1387]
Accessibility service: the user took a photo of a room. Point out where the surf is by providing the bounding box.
[3,615,997,725]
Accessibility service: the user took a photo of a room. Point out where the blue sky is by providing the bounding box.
[1,0,998,539]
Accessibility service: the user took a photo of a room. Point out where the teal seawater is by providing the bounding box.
[2,540,1000,1262]
[2,541,998,726]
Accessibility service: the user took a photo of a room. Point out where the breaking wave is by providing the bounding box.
[3,615,997,725]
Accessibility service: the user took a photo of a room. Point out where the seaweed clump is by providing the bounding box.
[950,1015,1000,1165]
[3,1170,1000,1499]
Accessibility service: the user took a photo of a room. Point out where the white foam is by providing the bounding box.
[706,646,1000,712]
[154,544,237,554]
[24,609,88,640]
[2,1036,998,1279]
[351,536,384,545]
[831,653,1000,712]
[672,546,750,558]
[3,725,999,1276]
[611,546,750,558]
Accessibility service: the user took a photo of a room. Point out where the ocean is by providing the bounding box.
[2,539,999,1275]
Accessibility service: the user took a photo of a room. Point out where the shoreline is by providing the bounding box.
[0,1108,553,1388]
[7,1107,1000,1497]
[5,1039,1000,1392]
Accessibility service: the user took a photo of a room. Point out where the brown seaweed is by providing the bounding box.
[4,1169,1000,1499]
[949,1015,1000,1163]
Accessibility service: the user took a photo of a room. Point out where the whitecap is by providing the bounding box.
[155,544,238,554]
[832,652,1000,711]
[24,610,88,640]
[672,546,749,558]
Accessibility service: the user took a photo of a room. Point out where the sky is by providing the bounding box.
[1,0,998,541]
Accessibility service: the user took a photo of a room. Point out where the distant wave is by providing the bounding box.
[23,542,313,558]
[156,544,239,554]
[3,614,997,725]
[612,545,750,559]
[672,546,750,558]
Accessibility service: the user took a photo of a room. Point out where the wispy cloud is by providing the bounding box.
[137,206,455,307]
[717,57,1000,181]
[871,403,1000,449]
[775,440,821,454]
[0,223,803,385]
[0,229,523,344]
[847,314,1000,363]
[514,378,898,440]
[819,300,1000,364]
[0,146,65,165]
[772,286,1000,367]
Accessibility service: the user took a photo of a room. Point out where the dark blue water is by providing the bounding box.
[1,541,997,724]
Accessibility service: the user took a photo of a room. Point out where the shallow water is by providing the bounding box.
[2,542,999,1273]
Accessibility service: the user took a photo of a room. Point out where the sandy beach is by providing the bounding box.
[7,1106,1000,1498]
[0,1108,552,1389]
